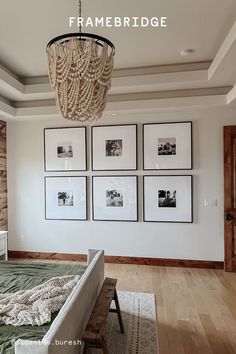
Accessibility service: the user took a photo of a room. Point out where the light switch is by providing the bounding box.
[213,199,218,207]
[204,199,218,207]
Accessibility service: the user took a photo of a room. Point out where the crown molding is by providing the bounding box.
[0,95,15,118]
[21,61,211,84]
[0,86,227,120]
[107,87,231,102]
[0,62,212,101]
[227,84,236,106]
[209,21,236,81]
[13,87,230,108]
[10,93,226,120]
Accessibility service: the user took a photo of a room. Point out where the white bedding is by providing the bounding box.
[0,275,80,326]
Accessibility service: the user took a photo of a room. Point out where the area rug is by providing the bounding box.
[100,291,159,354]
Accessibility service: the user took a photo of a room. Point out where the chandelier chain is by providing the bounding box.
[78,0,82,32]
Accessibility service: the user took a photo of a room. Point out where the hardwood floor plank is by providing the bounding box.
[199,313,232,354]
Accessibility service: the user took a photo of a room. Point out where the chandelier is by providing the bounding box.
[46,0,115,122]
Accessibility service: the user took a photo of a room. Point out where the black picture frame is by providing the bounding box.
[91,124,138,171]
[44,126,87,172]
[92,175,138,222]
[142,121,193,170]
[45,176,88,221]
[143,175,193,223]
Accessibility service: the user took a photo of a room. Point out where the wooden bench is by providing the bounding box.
[82,277,124,354]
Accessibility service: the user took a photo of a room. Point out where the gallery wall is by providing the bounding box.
[6,107,236,261]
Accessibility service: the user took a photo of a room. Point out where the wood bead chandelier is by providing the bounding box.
[46,0,115,122]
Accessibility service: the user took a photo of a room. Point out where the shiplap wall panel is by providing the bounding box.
[0,121,7,230]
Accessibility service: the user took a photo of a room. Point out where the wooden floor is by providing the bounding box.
[105,263,236,354]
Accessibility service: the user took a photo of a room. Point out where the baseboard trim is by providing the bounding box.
[105,256,224,269]
[8,251,87,262]
[8,250,224,269]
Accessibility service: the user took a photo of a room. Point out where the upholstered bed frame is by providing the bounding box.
[15,249,104,354]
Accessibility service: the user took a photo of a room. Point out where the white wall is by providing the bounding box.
[7,107,236,261]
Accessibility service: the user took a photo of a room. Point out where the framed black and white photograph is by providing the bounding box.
[143,122,192,170]
[92,124,137,171]
[143,175,193,223]
[45,176,87,220]
[44,127,87,171]
[92,176,138,221]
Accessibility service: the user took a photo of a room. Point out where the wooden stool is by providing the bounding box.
[82,277,124,353]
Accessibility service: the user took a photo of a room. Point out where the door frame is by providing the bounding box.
[224,125,236,272]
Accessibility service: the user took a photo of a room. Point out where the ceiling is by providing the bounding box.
[0,0,235,77]
[0,0,236,120]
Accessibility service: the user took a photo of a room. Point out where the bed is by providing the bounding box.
[0,249,104,354]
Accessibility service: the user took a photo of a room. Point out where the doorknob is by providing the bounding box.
[225,213,235,221]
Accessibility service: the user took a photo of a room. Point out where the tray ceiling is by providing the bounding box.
[0,0,236,119]
[0,0,235,77]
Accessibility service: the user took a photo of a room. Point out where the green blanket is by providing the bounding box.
[0,261,87,354]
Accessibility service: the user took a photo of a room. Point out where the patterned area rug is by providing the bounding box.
[97,291,158,354]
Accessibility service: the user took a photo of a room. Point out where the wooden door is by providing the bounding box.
[224,125,236,271]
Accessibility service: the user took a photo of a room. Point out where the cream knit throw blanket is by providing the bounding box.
[0,274,80,326]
